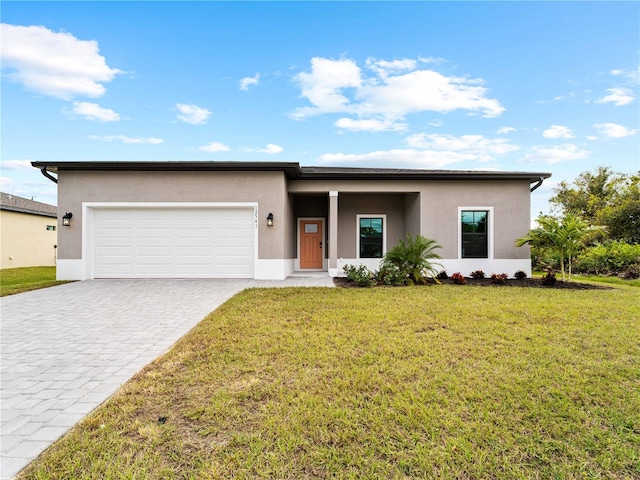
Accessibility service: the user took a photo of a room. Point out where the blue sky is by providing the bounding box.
[1,1,638,218]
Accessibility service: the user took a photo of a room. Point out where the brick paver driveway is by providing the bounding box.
[0,278,261,479]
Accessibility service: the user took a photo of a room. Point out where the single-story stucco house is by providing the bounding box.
[0,191,58,269]
[32,161,550,281]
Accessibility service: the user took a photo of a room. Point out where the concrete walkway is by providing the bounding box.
[0,275,334,479]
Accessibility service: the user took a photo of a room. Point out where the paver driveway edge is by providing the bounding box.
[1,277,333,479]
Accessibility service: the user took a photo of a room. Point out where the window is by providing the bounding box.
[461,210,488,258]
[358,216,384,258]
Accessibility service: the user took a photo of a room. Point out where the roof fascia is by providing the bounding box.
[31,161,551,183]
[1,205,57,218]
[31,161,303,179]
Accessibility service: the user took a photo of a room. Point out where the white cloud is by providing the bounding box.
[542,125,574,139]
[596,87,635,106]
[335,117,407,132]
[319,132,519,168]
[239,73,260,91]
[609,67,639,83]
[0,23,122,99]
[199,142,230,153]
[360,70,505,118]
[406,133,520,160]
[0,160,34,170]
[319,149,474,168]
[89,135,163,144]
[291,57,362,118]
[176,103,211,124]
[69,102,120,121]
[291,57,504,124]
[242,144,284,154]
[594,123,638,138]
[519,144,589,164]
[418,56,447,65]
[365,57,417,78]
[497,126,516,134]
[0,177,16,188]
[260,144,283,154]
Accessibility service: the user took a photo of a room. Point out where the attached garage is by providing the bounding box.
[88,204,257,278]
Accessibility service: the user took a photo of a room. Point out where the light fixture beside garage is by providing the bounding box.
[267,212,274,227]
[62,212,73,226]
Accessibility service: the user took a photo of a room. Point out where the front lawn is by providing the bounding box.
[0,266,71,296]
[19,286,640,479]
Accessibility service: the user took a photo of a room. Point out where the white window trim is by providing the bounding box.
[458,207,493,260]
[356,214,387,260]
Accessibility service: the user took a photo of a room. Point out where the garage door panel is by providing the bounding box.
[137,246,173,257]
[98,264,134,276]
[97,227,133,239]
[93,207,254,278]
[98,246,134,256]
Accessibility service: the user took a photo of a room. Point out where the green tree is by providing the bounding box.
[516,213,602,281]
[550,166,621,221]
[597,173,640,243]
[550,167,639,243]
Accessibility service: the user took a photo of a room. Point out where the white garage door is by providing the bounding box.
[92,207,255,278]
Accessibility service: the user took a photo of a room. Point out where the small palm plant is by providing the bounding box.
[381,234,443,285]
[516,213,604,281]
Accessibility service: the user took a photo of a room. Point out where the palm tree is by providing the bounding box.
[382,234,442,284]
[516,213,603,281]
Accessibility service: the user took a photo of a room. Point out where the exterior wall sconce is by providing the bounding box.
[267,213,274,227]
[62,212,73,226]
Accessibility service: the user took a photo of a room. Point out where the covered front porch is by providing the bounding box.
[289,191,421,277]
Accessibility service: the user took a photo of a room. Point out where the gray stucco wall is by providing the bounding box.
[289,178,531,260]
[57,170,292,260]
[58,172,532,264]
[336,194,407,259]
[420,180,531,259]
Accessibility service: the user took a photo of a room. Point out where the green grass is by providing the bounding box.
[19,286,640,479]
[0,266,71,296]
[533,270,640,288]
[574,274,640,288]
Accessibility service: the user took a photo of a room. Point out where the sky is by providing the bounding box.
[1,1,639,218]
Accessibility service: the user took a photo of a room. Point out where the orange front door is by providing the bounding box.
[300,220,323,269]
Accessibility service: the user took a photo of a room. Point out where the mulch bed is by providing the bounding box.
[334,277,612,290]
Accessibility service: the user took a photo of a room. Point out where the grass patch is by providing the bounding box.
[0,266,71,296]
[574,274,640,288]
[19,286,640,479]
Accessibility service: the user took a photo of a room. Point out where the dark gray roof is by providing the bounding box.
[32,161,551,183]
[0,192,57,218]
[299,166,551,181]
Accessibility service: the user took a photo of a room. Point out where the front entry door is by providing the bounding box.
[300,220,323,269]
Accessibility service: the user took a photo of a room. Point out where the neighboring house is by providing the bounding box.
[0,192,58,269]
[32,161,550,281]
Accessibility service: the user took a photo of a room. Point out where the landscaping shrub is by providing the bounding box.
[514,270,527,280]
[376,263,408,286]
[576,241,640,276]
[380,234,442,285]
[436,270,448,280]
[541,271,558,286]
[343,264,376,287]
[451,272,466,285]
[490,273,508,285]
[470,270,486,279]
